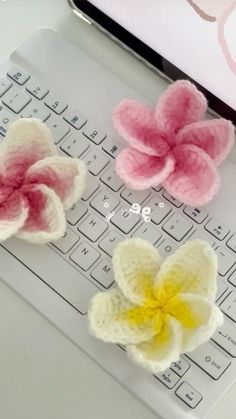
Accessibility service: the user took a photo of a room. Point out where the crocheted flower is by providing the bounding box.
[0,118,87,244]
[113,80,234,206]
[89,238,223,373]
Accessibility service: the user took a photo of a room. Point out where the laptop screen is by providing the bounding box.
[88,0,236,112]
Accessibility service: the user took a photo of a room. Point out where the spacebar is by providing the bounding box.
[2,238,99,314]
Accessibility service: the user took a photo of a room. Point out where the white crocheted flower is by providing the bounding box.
[0,118,87,244]
[89,238,223,373]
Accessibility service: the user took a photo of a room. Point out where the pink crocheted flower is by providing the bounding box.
[0,118,87,244]
[113,80,235,206]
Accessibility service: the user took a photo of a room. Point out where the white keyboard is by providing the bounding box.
[1,30,236,419]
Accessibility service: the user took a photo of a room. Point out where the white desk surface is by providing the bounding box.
[0,1,234,419]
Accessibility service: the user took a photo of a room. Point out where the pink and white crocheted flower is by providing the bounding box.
[0,118,87,244]
[113,80,235,206]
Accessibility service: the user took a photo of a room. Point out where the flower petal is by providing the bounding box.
[88,288,156,345]
[113,101,169,156]
[116,148,175,190]
[164,144,220,206]
[155,240,218,301]
[0,192,28,241]
[176,119,235,165]
[25,156,87,210]
[155,80,207,135]
[1,118,57,181]
[16,184,66,244]
[127,317,182,374]
[179,294,223,353]
[113,238,162,305]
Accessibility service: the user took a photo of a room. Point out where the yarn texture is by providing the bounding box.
[0,118,87,243]
[89,238,223,374]
[113,80,234,206]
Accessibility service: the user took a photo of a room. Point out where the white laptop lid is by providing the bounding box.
[89,0,236,111]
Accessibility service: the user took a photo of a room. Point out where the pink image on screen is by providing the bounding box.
[187,0,236,75]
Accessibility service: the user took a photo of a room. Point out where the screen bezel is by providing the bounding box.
[69,0,236,124]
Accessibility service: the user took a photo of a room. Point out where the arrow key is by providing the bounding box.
[155,368,180,389]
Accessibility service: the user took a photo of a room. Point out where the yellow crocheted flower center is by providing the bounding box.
[119,271,201,341]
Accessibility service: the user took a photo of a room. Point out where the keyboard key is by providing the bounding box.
[184,206,208,224]
[157,238,179,257]
[0,107,17,136]
[163,213,193,241]
[121,188,151,205]
[152,185,162,192]
[171,358,190,377]
[111,207,140,234]
[99,230,124,257]
[0,77,12,97]
[63,109,87,129]
[46,116,70,144]
[205,218,230,241]
[212,320,236,357]
[228,270,236,287]
[51,229,79,254]
[66,202,88,225]
[45,94,68,114]
[91,258,114,288]
[187,230,215,247]
[221,292,236,322]
[26,78,49,99]
[148,197,171,225]
[70,242,100,271]
[60,133,90,158]
[90,190,120,217]
[102,136,124,158]
[3,87,31,113]
[7,66,30,85]
[2,238,98,314]
[101,166,124,192]
[162,191,182,207]
[227,234,236,253]
[83,149,109,175]
[117,344,126,352]
[186,341,231,379]
[83,123,106,144]
[81,175,99,201]
[21,102,50,122]
[215,247,236,276]
[216,278,228,301]
[155,368,180,389]
[175,382,202,408]
[78,213,108,242]
[132,224,162,245]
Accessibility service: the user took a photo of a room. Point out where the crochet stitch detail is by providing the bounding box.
[88,238,223,373]
[113,80,234,206]
[0,118,87,243]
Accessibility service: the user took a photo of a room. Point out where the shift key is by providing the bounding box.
[2,238,99,315]
[186,342,231,380]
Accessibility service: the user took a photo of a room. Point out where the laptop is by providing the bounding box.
[0,0,236,418]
